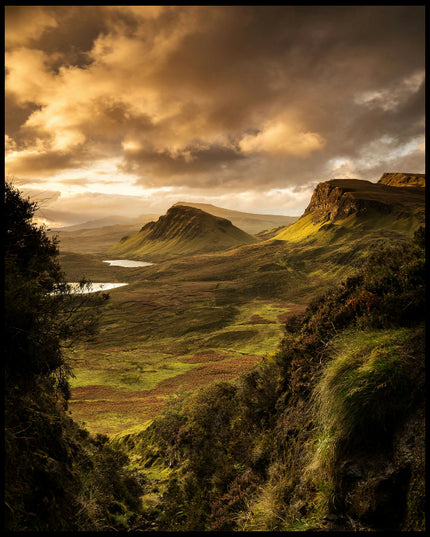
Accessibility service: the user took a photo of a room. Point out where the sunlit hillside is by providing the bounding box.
[107,205,259,261]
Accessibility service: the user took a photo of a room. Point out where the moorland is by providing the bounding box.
[6,172,425,532]
[57,174,424,438]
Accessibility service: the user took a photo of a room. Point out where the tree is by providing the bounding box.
[4,181,108,396]
[4,181,136,530]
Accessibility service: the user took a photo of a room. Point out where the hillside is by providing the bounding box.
[103,174,425,531]
[107,205,259,261]
[273,176,425,243]
[112,228,425,532]
[63,173,426,438]
[378,172,425,188]
[173,201,297,235]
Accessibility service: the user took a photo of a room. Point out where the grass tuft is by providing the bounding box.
[312,327,415,474]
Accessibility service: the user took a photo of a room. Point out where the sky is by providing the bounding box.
[5,5,425,227]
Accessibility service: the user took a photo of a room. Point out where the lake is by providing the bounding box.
[65,282,128,294]
[103,259,154,267]
[53,259,153,295]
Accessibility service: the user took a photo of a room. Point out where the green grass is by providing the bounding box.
[274,208,422,245]
[312,327,415,473]
[59,185,423,437]
[62,254,297,435]
[69,348,196,391]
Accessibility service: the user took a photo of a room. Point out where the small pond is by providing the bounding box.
[102,259,154,268]
[65,282,128,294]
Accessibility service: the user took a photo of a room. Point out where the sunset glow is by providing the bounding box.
[5,6,425,226]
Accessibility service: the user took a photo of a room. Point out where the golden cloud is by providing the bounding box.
[4,6,425,200]
[239,120,326,156]
[5,6,58,47]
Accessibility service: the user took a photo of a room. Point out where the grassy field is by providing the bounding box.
[62,245,310,436]
[60,185,423,437]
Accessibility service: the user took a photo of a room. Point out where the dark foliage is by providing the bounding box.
[4,182,143,531]
[277,227,426,395]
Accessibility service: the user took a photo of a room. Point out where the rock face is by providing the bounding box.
[378,173,425,188]
[303,178,425,225]
[304,179,386,224]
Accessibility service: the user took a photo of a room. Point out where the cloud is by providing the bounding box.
[355,70,425,112]
[239,119,326,156]
[5,146,85,176]
[5,6,58,47]
[4,6,425,215]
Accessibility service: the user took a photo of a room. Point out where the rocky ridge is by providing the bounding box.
[139,205,246,241]
[303,175,425,225]
[378,172,425,188]
[108,204,258,260]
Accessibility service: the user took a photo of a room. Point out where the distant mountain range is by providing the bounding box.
[107,205,258,261]
[50,204,297,254]
[51,173,424,256]
[172,202,297,235]
[49,215,158,254]
[51,214,159,232]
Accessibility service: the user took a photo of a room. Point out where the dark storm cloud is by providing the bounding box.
[121,143,245,182]
[5,5,425,196]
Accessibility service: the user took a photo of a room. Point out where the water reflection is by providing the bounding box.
[66,282,128,294]
[103,259,154,268]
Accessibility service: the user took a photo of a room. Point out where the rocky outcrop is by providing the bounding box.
[108,204,258,260]
[302,177,425,225]
[303,179,390,224]
[378,173,425,188]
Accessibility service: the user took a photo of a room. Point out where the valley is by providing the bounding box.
[7,172,425,532]
[61,247,307,435]
[58,174,425,437]
[5,6,424,531]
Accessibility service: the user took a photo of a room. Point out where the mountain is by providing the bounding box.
[107,205,259,261]
[378,172,425,188]
[172,202,297,234]
[51,214,159,232]
[48,214,160,254]
[48,224,143,254]
[273,175,425,243]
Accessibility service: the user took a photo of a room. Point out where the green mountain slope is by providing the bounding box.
[107,205,259,261]
[112,230,425,532]
[273,177,425,244]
